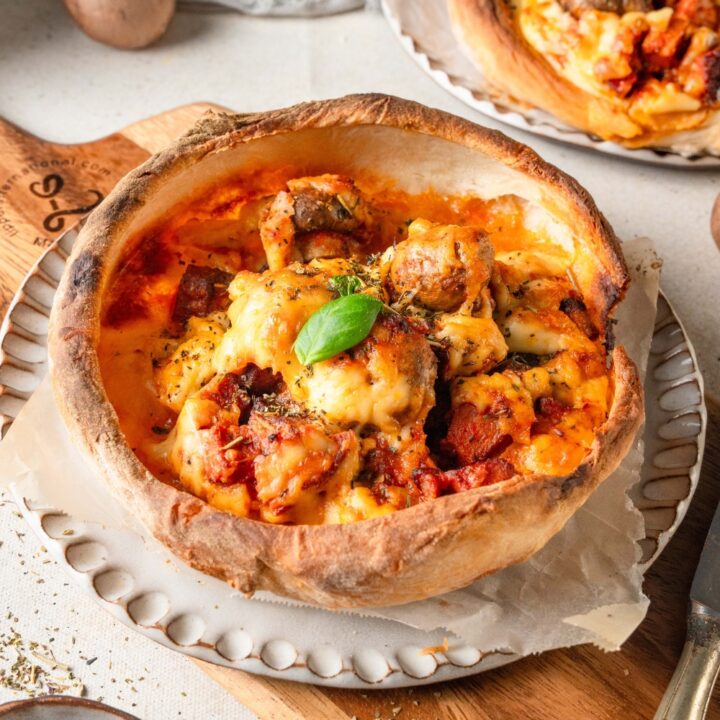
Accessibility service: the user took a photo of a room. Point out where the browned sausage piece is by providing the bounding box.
[292,188,359,234]
[172,265,234,324]
[559,0,651,14]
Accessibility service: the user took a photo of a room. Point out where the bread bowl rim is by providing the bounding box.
[48,93,643,609]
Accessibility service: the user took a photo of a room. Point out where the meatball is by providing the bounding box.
[172,264,233,324]
[387,219,494,313]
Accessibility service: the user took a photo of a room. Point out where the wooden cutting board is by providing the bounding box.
[1,104,718,720]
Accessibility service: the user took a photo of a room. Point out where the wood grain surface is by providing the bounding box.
[0,103,217,312]
[0,105,718,720]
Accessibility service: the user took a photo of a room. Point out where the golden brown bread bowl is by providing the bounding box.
[48,94,643,609]
[448,0,720,152]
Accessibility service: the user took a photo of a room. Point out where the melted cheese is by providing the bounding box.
[508,433,590,476]
[436,315,509,377]
[494,251,571,279]
[166,397,219,498]
[545,351,610,413]
[214,263,336,379]
[324,486,399,524]
[99,179,615,526]
[214,258,433,435]
[300,357,415,434]
[452,373,536,445]
[500,308,596,354]
[252,421,361,525]
[155,315,226,412]
[505,350,609,476]
[629,81,705,129]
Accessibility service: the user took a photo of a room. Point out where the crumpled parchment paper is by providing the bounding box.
[0,238,660,655]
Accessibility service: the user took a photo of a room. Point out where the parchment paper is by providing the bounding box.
[0,238,660,655]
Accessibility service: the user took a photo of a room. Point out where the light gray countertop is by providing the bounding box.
[0,1,718,717]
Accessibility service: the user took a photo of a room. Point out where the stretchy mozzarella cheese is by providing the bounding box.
[98,174,614,526]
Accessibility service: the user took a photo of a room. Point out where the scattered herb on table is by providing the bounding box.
[0,628,84,696]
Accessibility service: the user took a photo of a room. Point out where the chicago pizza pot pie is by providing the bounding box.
[448,0,720,151]
[49,95,642,608]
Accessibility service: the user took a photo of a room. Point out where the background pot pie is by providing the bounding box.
[49,95,643,608]
[448,0,720,151]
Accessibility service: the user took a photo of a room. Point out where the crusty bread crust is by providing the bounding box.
[448,0,720,151]
[49,94,643,608]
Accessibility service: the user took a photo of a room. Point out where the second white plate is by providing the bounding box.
[381,0,720,168]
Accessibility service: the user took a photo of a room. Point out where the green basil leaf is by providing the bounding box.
[294,294,383,365]
[329,274,363,297]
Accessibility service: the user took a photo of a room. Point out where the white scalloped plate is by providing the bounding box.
[0,221,706,687]
[381,0,720,168]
